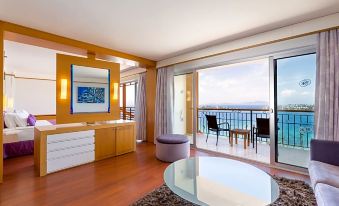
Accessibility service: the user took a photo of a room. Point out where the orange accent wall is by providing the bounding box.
[56,54,120,124]
[146,67,157,142]
[0,23,3,183]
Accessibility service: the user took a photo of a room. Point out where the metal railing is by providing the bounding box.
[198,108,314,148]
[276,110,314,148]
[120,107,135,120]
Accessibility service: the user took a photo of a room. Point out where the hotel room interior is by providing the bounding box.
[0,1,339,206]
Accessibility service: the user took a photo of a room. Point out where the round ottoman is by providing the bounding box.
[156,134,190,162]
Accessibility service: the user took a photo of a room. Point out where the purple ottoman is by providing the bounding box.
[156,134,190,162]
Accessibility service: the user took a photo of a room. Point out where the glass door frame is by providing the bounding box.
[173,71,197,146]
[269,48,316,172]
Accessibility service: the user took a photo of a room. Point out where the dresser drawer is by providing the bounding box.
[47,151,95,174]
[47,137,94,152]
[47,144,95,160]
[47,130,95,143]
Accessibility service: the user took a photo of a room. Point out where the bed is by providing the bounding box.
[3,120,55,159]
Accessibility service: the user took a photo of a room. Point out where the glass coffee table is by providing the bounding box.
[164,157,279,206]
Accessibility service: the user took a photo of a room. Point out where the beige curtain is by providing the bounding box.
[154,67,174,141]
[135,73,147,141]
[315,29,339,141]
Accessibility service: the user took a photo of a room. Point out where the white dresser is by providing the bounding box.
[34,120,136,176]
[46,130,95,174]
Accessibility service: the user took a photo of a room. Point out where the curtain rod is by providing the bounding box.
[4,73,55,81]
[121,70,146,79]
[5,72,140,82]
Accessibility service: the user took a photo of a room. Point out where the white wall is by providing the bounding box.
[14,78,56,115]
[157,13,339,68]
[173,75,186,134]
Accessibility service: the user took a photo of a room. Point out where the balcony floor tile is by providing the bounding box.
[190,134,310,167]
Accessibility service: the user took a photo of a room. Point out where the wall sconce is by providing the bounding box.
[60,79,68,100]
[186,91,191,101]
[113,83,119,100]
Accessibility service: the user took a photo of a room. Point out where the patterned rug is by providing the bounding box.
[132,176,316,206]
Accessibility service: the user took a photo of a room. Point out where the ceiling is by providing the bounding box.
[4,41,133,77]
[0,1,339,61]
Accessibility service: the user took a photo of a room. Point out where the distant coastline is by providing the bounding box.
[199,103,314,111]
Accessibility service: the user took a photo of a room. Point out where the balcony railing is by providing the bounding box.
[198,108,314,148]
[120,107,135,120]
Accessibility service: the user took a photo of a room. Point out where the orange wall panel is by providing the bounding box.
[0,23,3,183]
[56,54,120,124]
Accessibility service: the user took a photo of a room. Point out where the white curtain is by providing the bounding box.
[315,29,339,141]
[154,67,174,141]
[135,73,147,141]
[4,74,15,112]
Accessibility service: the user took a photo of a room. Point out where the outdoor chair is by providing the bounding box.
[252,118,270,153]
[205,115,230,145]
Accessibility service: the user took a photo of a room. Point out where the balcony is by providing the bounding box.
[120,107,135,120]
[196,108,313,166]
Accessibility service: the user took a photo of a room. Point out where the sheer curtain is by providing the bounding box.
[135,73,147,141]
[315,29,339,141]
[154,67,174,141]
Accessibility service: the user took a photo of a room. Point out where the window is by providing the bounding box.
[120,81,137,120]
[198,59,269,110]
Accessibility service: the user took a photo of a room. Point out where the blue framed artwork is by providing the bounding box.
[77,87,105,103]
[70,64,110,114]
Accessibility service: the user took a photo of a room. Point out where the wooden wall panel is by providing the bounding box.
[186,74,193,134]
[35,115,56,120]
[0,23,3,183]
[145,68,156,143]
[56,54,120,124]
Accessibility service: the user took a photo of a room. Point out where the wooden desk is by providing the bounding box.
[34,120,135,176]
[229,129,250,149]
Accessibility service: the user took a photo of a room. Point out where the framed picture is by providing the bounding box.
[77,87,105,103]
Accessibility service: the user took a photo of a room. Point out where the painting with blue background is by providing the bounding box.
[77,87,105,103]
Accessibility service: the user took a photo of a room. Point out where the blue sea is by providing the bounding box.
[198,110,314,148]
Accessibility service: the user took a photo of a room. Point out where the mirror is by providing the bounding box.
[71,65,110,114]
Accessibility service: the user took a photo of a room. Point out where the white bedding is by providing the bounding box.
[3,120,53,143]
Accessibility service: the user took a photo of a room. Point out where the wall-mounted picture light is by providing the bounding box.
[113,83,119,100]
[60,79,68,99]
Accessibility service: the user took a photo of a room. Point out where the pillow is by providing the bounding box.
[4,113,17,129]
[16,110,29,119]
[27,114,37,126]
[14,111,28,127]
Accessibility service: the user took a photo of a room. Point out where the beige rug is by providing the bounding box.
[132,176,316,206]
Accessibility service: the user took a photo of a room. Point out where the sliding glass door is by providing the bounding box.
[274,53,316,168]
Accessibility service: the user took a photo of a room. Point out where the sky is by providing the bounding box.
[198,54,316,107]
[198,59,269,106]
[276,53,316,106]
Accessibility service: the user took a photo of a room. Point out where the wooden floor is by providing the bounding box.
[0,143,309,206]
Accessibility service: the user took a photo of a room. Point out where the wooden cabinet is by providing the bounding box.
[95,128,116,160]
[116,125,135,155]
[34,120,135,176]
